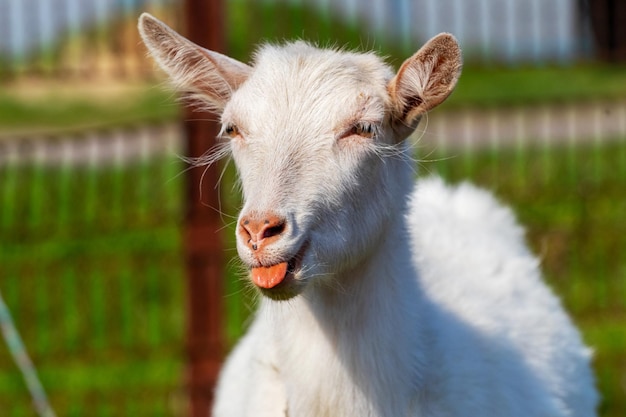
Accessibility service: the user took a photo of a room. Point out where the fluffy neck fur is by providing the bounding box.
[259,178,431,417]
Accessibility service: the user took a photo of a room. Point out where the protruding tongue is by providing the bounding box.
[251,262,289,289]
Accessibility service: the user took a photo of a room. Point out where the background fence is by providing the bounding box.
[1,0,625,416]
[0,0,622,79]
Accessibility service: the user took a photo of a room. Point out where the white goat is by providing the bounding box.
[139,13,598,417]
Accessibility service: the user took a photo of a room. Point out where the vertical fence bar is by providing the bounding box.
[182,1,225,416]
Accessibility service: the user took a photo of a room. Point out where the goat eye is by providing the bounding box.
[352,122,374,138]
[224,123,240,138]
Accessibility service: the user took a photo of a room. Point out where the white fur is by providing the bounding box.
[138,14,598,417]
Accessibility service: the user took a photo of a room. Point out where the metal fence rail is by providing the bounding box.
[427,99,626,149]
[0,123,181,167]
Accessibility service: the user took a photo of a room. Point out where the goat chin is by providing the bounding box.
[139,13,599,417]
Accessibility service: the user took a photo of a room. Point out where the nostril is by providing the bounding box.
[262,220,285,239]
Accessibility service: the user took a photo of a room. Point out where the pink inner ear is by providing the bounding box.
[400,94,425,120]
[391,33,462,123]
[139,13,252,112]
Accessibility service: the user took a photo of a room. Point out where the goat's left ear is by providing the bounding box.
[388,33,462,130]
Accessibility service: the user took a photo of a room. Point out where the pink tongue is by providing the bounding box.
[251,262,289,289]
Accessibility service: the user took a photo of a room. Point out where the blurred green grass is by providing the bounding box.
[1,140,624,416]
[447,64,626,109]
[0,85,179,134]
[0,157,187,416]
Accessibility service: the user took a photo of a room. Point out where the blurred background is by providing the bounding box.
[0,0,624,416]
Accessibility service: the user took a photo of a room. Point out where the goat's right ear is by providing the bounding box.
[138,13,251,111]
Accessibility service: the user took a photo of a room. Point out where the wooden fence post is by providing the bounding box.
[586,0,626,62]
[182,1,225,416]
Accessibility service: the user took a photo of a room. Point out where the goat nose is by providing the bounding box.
[239,214,286,251]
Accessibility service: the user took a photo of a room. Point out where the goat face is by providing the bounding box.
[138,13,462,300]
[223,44,404,300]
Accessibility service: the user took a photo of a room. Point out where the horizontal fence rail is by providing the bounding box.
[0,123,181,167]
[427,100,626,149]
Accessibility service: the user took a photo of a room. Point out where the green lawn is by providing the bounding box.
[0,85,179,134]
[0,157,186,416]
[0,139,624,416]
[447,64,626,109]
